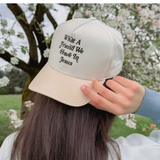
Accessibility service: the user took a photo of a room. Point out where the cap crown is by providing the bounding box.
[49,18,124,80]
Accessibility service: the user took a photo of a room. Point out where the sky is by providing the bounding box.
[0,3,68,69]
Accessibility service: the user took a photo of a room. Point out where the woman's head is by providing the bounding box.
[11,18,123,160]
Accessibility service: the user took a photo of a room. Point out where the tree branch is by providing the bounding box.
[0,51,37,76]
[30,4,48,68]
[7,4,38,67]
[59,3,71,7]
[66,4,79,21]
[40,4,58,29]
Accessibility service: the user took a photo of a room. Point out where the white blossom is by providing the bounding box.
[0,46,5,54]
[17,32,25,39]
[9,112,17,121]
[107,8,113,14]
[10,57,19,65]
[133,48,141,57]
[148,10,155,19]
[14,86,22,92]
[10,48,17,56]
[94,10,101,19]
[145,45,156,55]
[119,114,129,120]
[1,28,7,35]
[136,6,141,11]
[74,11,83,18]
[28,3,35,12]
[140,3,148,7]
[155,74,160,81]
[8,109,17,115]
[85,10,92,17]
[0,19,8,28]
[3,39,12,48]
[126,119,136,129]
[0,76,10,87]
[156,64,160,70]
[119,9,130,18]
[127,19,135,24]
[13,119,23,128]
[134,58,142,63]
[5,63,13,72]
[108,20,118,28]
[8,109,23,128]
[140,17,150,25]
[116,16,125,24]
[151,5,159,12]
[125,29,135,40]
[156,13,160,19]
[45,4,53,10]
[139,9,149,18]
[150,25,157,31]
[9,28,15,35]
[129,114,135,118]
[147,62,153,70]
[43,48,50,58]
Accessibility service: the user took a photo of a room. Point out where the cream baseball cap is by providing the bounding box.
[29,18,124,107]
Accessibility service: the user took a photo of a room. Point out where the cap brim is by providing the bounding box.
[29,62,105,107]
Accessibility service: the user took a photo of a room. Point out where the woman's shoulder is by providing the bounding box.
[115,130,160,160]
[0,132,18,160]
[116,130,160,146]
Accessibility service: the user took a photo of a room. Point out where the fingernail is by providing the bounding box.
[81,85,85,91]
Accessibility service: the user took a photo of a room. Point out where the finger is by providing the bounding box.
[106,79,126,94]
[81,85,118,113]
[92,80,118,101]
[89,100,104,110]
[113,76,133,87]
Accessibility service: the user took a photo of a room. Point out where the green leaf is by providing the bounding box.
[155,38,160,41]
[21,47,26,54]
[146,22,152,26]
[154,38,160,47]
[144,44,150,49]
[20,45,28,54]
[43,37,52,44]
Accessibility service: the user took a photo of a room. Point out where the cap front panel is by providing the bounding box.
[49,19,115,80]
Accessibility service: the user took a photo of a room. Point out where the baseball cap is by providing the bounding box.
[29,18,124,107]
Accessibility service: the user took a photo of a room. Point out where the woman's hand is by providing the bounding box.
[81,76,145,115]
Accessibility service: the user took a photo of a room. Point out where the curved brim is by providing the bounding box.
[29,62,105,107]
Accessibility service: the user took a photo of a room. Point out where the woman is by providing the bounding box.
[0,18,160,160]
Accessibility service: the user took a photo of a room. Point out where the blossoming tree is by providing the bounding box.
[0,3,79,118]
[1,3,160,119]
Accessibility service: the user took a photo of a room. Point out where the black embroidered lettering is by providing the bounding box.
[59,57,73,66]
[76,47,84,54]
[76,40,81,45]
[59,41,75,51]
[64,35,68,40]
[73,54,79,63]
[70,37,75,43]
[60,49,72,58]
[64,34,75,43]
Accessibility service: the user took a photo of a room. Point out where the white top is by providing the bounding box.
[0,130,160,160]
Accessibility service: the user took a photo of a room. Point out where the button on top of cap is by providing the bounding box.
[89,17,96,20]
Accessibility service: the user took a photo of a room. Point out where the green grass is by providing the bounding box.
[109,115,160,139]
[0,95,21,146]
[0,94,159,147]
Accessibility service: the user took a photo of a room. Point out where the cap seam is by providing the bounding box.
[73,18,96,33]
[96,21,114,79]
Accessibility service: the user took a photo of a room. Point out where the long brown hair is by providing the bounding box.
[11,93,121,160]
